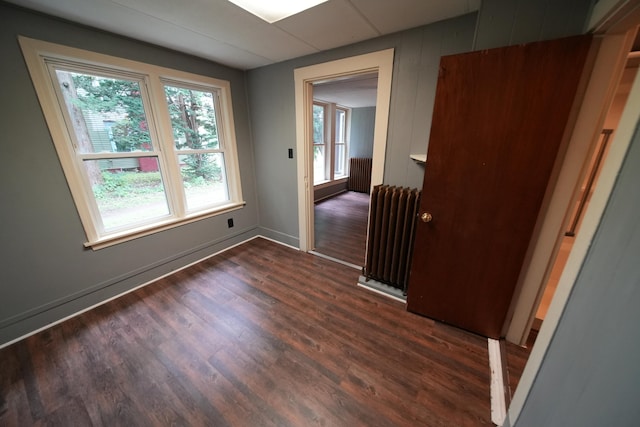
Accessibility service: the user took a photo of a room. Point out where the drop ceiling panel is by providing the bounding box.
[111,0,317,62]
[274,0,380,51]
[350,0,480,34]
[8,0,481,69]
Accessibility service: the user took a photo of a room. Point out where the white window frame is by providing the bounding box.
[312,100,350,187]
[333,106,350,178]
[19,37,244,249]
[312,101,329,185]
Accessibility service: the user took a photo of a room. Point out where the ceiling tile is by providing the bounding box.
[350,0,480,34]
[275,0,380,51]
[111,0,318,63]
[8,0,481,70]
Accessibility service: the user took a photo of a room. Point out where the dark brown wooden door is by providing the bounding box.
[406,35,592,338]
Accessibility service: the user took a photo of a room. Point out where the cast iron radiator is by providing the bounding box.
[347,157,372,193]
[364,185,421,292]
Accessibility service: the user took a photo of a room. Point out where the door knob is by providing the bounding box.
[421,212,433,223]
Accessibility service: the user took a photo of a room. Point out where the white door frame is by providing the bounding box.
[506,1,640,423]
[504,31,637,344]
[294,49,395,251]
[507,35,640,425]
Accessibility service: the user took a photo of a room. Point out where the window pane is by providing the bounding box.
[165,85,219,150]
[55,70,152,154]
[335,144,346,176]
[313,146,325,184]
[336,109,346,143]
[179,153,229,211]
[313,104,324,144]
[86,158,170,231]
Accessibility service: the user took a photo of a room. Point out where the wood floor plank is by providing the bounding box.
[314,191,369,266]
[504,330,536,401]
[0,237,491,426]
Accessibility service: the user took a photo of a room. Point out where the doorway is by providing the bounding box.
[504,25,640,348]
[311,73,378,267]
[534,54,640,327]
[294,49,394,253]
[503,25,640,421]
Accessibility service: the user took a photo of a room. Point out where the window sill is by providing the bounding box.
[84,201,246,250]
[313,177,348,189]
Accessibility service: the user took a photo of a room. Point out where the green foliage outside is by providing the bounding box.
[92,170,225,216]
[164,86,222,181]
[72,75,151,152]
[71,74,222,181]
[93,171,162,199]
[92,169,220,206]
[90,171,165,213]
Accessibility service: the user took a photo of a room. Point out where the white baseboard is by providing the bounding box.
[488,338,507,426]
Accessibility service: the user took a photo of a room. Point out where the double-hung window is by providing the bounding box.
[20,37,244,249]
[334,107,348,178]
[312,102,327,184]
[312,100,349,185]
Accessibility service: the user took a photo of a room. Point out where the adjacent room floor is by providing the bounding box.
[314,191,369,268]
[0,237,492,426]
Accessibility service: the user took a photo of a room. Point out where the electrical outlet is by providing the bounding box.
[227,218,234,228]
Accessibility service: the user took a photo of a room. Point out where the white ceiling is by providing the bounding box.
[314,72,379,108]
[10,0,480,70]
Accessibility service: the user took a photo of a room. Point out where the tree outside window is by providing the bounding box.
[20,37,243,248]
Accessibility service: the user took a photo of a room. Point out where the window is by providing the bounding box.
[313,103,326,183]
[20,37,244,249]
[334,107,348,178]
[312,101,349,185]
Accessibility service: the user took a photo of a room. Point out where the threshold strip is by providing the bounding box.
[309,250,362,270]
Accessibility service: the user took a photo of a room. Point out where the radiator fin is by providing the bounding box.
[348,158,372,193]
[364,185,421,292]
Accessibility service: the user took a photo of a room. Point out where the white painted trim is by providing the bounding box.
[294,49,395,251]
[409,154,427,163]
[488,338,507,426]
[87,202,246,250]
[18,36,244,249]
[256,234,301,251]
[506,45,640,427]
[505,32,636,345]
[309,250,361,270]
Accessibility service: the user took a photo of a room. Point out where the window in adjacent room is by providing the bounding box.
[334,106,348,178]
[313,102,327,184]
[312,100,350,186]
[20,37,244,249]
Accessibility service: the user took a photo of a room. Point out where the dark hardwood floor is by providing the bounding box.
[504,330,537,402]
[0,237,492,426]
[314,191,369,267]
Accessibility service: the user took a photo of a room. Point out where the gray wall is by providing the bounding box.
[248,13,478,246]
[349,107,376,159]
[0,3,259,345]
[509,120,640,427]
[0,0,597,350]
[314,181,348,202]
[248,0,593,247]
[477,1,639,425]
[474,0,593,50]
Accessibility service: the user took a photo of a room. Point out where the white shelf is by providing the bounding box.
[410,154,426,163]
